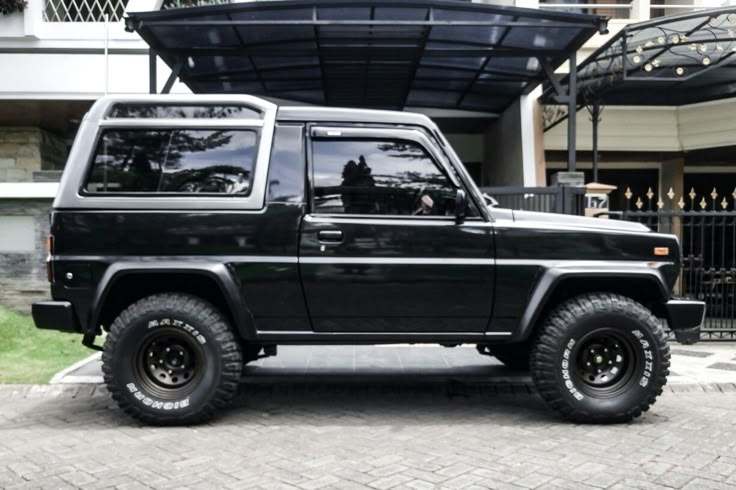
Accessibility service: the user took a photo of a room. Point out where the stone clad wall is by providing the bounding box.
[0,127,67,182]
[0,199,53,314]
[0,126,66,312]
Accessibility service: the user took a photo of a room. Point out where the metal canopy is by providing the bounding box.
[125,0,605,114]
[541,8,736,180]
[542,7,736,107]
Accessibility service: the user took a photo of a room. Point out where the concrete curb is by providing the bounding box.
[49,352,102,385]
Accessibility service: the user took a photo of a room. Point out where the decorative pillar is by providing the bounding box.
[630,0,650,21]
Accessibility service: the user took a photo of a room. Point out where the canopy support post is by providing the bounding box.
[590,101,601,182]
[567,51,577,173]
[162,58,185,94]
[149,49,157,94]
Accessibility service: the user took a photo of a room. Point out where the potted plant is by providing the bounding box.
[1,0,28,37]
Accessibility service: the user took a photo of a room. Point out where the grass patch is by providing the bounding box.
[0,306,92,384]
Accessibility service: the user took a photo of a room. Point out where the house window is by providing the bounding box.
[0,216,35,252]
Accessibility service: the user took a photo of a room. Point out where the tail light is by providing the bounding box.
[46,235,54,283]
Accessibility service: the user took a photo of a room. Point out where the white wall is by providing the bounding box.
[0,0,181,98]
[0,53,189,99]
[678,99,736,151]
[544,98,736,153]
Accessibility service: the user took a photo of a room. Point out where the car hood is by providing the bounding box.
[502,209,650,233]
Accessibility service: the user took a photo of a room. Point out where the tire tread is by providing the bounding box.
[531,292,670,423]
[101,293,242,425]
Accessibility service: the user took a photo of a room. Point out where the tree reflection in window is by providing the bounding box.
[108,104,262,120]
[85,129,256,195]
[313,139,457,216]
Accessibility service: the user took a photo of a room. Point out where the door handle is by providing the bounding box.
[318,230,343,243]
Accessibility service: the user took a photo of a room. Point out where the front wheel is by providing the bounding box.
[102,293,243,425]
[531,293,670,423]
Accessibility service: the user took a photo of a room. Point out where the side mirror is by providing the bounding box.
[455,189,467,222]
[482,193,499,208]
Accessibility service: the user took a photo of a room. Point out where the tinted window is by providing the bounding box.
[312,139,457,216]
[85,129,256,195]
[267,125,305,203]
[108,104,261,119]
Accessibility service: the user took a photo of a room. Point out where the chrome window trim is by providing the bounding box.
[54,94,277,210]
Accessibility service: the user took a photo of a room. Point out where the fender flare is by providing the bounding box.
[88,261,257,341]
[512,265,671,343]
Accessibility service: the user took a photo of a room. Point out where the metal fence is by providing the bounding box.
[479,185,585,215]
[613,188,736,341]
[619,209,736,340]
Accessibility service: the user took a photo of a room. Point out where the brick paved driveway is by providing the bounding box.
[2,376,736,490]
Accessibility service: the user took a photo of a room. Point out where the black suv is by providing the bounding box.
[33,95,704,425]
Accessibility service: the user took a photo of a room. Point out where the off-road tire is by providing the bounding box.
[490,343,530,371]
[102,293,243,425]
[531,293,670,423]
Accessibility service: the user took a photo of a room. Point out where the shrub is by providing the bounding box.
[0,0,27,15]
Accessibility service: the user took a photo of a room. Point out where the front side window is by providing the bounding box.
[312,139,457,216]
[85,129,257,195]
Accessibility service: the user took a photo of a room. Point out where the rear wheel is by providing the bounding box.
[531,293,670,423]
[102,293,243,425]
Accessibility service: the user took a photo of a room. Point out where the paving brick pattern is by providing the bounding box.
[2,381,736,489]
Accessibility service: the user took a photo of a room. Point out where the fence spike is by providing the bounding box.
[733,187,736,201]
[700,196,708,209]
[646,187,654,200]
[711,187,719,200]
[624,187,633,200]
[689,187,697,201]
[678,196,685,209]
[657,197,664,209]
[667,187,675,200]
[636,197,643,209]
[721,197,728,209]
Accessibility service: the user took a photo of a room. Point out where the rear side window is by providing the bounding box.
[84,129,257,195]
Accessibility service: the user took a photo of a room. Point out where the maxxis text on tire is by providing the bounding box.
[531,293,670,423]
[102,293,243,425]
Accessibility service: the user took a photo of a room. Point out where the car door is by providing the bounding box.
[299,126,494,334]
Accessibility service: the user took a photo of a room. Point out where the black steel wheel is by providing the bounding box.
[134,328,205,399]
[102,293,243,425]
[531,293,670,423]
[571,329,637,396]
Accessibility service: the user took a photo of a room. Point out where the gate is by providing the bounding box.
[613,188,736,341]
